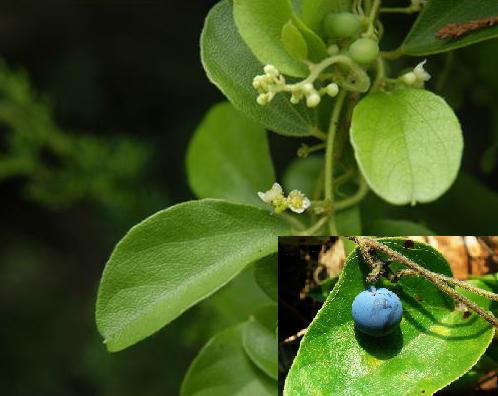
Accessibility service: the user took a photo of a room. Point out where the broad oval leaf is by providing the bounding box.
[96,199,289,352]
[254,254,278,302]
[187,102,274,206]
[242,304,278,380]
[201,0,318,137]
[401,0,498,55]
[350,89,463,205]
[300,0,352,36]
[285,239,494,396]
[181,323,277,396]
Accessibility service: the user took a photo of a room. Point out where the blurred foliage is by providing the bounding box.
[0,60,150,211]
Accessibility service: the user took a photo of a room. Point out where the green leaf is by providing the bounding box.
[364,219,434,236]
[281,20,309,60]
[401,0,498,55]
[198,265,273,339]
[96,199,289,352]
[201,0,318,137]
[187,102,274,206]
[233,0,328,76]
[282,155,323,197]
[242,304,278,380]
[181,323,277,396]
[285,238,494,396]
[336,206,362,234]
[301,0,352,36]
[254,254,278,302]
[350,89,463,205]
[233,0,308,77]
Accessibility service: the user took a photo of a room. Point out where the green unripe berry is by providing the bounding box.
[323,12,361,39]
[348,38,379,64]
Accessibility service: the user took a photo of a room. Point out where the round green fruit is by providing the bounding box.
[348,38,379,64]
[323,12,361,39]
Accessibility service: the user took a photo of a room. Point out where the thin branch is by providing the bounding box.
[356,237,498,331]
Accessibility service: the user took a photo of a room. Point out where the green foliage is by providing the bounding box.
[181,324,277,396]
[187,102,274,206]
[401,0,498,55]
[96,199,289,352]
[351,89,463,205]
[285,239,494,396]
[201,0,317,137]
[282,155,323,197]
[233,0,310,77]
[0,60,149,210]
[242,304,278,379]
[281,20,309,61]
[254,254,278,302]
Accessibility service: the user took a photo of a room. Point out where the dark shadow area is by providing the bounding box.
[354,326,403,360]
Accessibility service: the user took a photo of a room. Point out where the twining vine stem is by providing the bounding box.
[325,90,347,234]
[350,237,498,332]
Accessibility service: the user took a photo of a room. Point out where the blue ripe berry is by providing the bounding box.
[352,286,402,337]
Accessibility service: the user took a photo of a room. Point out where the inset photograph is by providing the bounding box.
[279,236,498,396]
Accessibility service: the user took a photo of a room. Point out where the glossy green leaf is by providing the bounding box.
[350,89,463,205]
[401,0,498,55]
[281,20,308,60]
[181,324,277,396]
[242,304,278,380]
[187,102,274,206]
[301,0,352,36]
[254,254,278,302]
[282,155,323,197]
[233,0,309,77]
[201,0,318,137]
[285,238,494,396]
[96,199,289,352]
[364,219,434,236]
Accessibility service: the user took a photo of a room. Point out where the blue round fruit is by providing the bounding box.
[352,286,402,337]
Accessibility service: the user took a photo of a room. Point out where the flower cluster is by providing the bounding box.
[399,60,431,87]
[253,64,339,108]
[257,182,311,214]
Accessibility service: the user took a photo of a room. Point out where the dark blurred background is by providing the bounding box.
[1,1,498,395]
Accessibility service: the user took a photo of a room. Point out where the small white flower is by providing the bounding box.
[306,92,321,108]
[413,60,431,82]
[302,83,314,95]
[257,182,283,203]
[264,64,279,77]
[287,190,311,214]
[325,83,339,97]
[400,71,417,85]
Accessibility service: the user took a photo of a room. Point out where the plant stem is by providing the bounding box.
[335,175,369,210]
[295,216,329,236]
[325,90,347,234]
[277,212,306,231]
[363,0,381,38]
[371,57,386,92]
[435,51,454,93]
[354,237,498,331]
[379,6,420,14]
